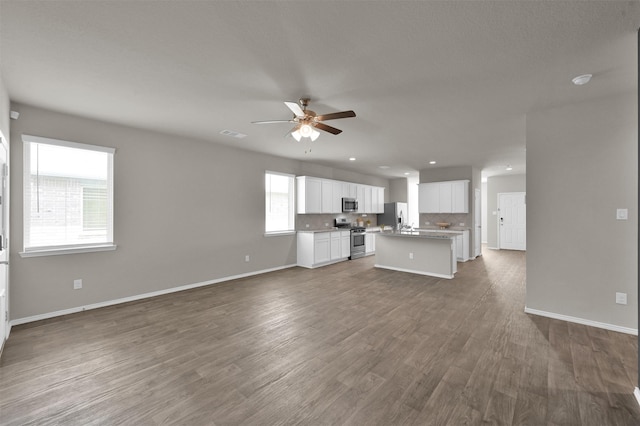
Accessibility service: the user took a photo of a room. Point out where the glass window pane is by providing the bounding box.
[23,137,114,251]
[265,172,294,233]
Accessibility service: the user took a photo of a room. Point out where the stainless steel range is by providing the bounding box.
[349,226,366,259]
[335,218,366,260]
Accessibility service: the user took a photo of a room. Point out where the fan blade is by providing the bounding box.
[313,122,342,135]
[284,101,305,117]
[315,110,356,121]
[251,120,295,124]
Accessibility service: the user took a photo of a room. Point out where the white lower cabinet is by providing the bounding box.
[365,232,376,255]
[455,230,470,261]
[341,231,350,258]
[330,231,342,261]
[314,233,331,264]
[298,230,351,268]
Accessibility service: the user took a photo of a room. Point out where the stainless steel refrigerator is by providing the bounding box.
[377,202,408,229]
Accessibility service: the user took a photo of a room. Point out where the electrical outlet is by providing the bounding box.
[245,255,250,262]
[616,292,627,305]
[305,224,309,228]
[616,209,628,220]
[425,221,430,225]
[409,252,414,260]
[73,279,82,290]
[325,223,329,227]
[459,223,465,226]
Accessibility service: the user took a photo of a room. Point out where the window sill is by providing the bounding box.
[20,244,117,258]
[264,231,296,237]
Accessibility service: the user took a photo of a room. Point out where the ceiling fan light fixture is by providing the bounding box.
[310,129,320,141]
[292,130,302,141]
[299,124,313,138]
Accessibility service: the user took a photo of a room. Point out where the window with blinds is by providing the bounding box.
[265,171,295,234]
[22,135,115,254]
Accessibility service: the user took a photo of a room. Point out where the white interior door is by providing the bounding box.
[0,135,8,351]
[498,192,526,251]
[474,188,481,257]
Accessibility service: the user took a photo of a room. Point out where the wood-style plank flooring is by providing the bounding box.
[1,248,639,425]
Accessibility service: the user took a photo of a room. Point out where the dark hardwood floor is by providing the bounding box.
[1,248,638,425]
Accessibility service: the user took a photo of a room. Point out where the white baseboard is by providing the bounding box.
[10,264,297,327]
[524,307,638,336]
[634,388,640,408]
[486,246,499,250]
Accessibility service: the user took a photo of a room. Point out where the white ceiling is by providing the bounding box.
[1,1,639,179]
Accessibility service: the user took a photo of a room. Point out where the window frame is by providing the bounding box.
[264,171,296,236]
[20,134,116,257]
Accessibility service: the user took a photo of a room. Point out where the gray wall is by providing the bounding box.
[526,92,637,330]
[0,78,9,140]
[419,166,472,183]
[0,77,10,332]
[388,178,408,203]
[9,103,388,320]
[481,182,488,243]
[486,174,526,249]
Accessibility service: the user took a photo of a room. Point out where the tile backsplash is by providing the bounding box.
[296,213,378,230]
[419,213,470,229]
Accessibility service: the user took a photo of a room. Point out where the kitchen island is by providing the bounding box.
[375,230,460,279]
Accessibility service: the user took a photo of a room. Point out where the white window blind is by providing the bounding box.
[22,135,115,254]
[265,171,295,234]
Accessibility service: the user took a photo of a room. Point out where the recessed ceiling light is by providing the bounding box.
[404,172,410,175]
[379,166,390,169]
[429,161,437,165]
[506,165,513,171]
[572,74,592,86]
[349,157,356,161]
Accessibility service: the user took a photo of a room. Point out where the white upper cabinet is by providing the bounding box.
[419,180,469,213]
[438,182,453,213]
[297,176,322,214]
[356,185,366,212]
[333,181,345,213]
[364,186,373,213]
[419,183,440,213]
[297,176,386,215]
[377,187,385,213]
[452,181,469,213]
[321,180,333,213]
[347,183,357,198]
[371,187,378,214]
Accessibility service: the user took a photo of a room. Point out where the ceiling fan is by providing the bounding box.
[252,98,356,141]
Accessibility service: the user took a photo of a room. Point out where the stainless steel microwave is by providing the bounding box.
[342,197,358,212]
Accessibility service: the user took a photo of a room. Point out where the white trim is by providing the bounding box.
[374,264,453,279]
[20,244,117,258]
[22,134,115,154]
[10,263,296,326]
[22,136,115,252]
[524,307,638,336]
[634,388,640,408]
[297,257,349,269]
[264,231,296,237]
